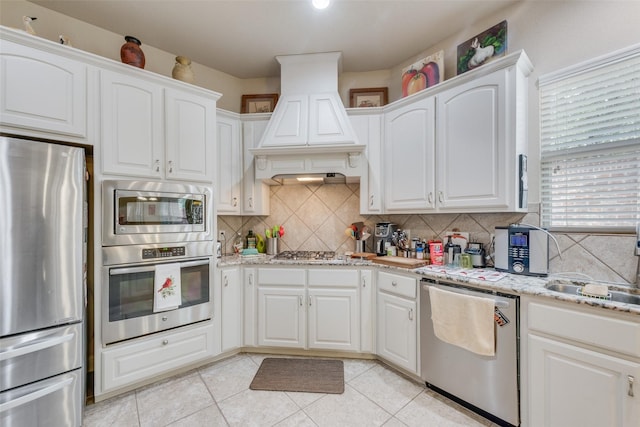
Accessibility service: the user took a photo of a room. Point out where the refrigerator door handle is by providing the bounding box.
[0,332,74,362]
[0,376,73,413]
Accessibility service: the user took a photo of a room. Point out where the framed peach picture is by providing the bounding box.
[401,50,444,97]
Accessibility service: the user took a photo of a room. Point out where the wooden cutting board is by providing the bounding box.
[371,256,427,269]
[350,252,377,260]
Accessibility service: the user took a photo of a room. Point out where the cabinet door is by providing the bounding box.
[257,287,305,348]
[377,292,417,373]
[308,288,359,351]
[242,117,271,215]
[360,270,374,353]
[100,69,163,178]
[384,96,436,212]
[529,334,640,427]
[0,40,87,139]
[165,89,216,182]
[243,268,257,347]
[350,113,383,214]
[101,322,214,393]
[221,267,242,352]
[216,112,242,213]
[436,70,509,209]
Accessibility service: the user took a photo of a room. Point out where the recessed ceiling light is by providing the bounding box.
[312,0,330,10]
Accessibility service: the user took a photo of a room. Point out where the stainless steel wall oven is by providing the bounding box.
[101,242,212,345]
[101,180,214,345]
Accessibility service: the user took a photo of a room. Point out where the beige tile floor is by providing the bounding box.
[84,353,500,427]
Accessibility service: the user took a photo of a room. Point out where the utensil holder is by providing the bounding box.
[267,237,278,255]
[355,239,365,253]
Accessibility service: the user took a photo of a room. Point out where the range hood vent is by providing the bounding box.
[268,173,351,186]
[250,52,365,183]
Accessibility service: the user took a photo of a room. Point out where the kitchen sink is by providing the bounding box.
[545,280,640,305]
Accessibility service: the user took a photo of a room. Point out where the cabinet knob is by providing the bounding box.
[629,375,635,397]
[408,308,414,321]
[299,296,303,306]
[162,339,169,345]
[162,316,168,321]
[168,160,173,173]
[232,197,238,207]
[155,159,160,172]
[370,195,374,207]
[224,275,228,287]
[438,191,444,203]
[248,273,253,286]
[428,192,433,204]
[392,281,397,286]
[248,197,253,208]
[362,277,366,288]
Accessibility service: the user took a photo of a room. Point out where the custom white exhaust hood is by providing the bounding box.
[250,52,366,183]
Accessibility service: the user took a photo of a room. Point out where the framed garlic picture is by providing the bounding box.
[457,20,508,75]
[241,93,279,113]
[401,50,444,97]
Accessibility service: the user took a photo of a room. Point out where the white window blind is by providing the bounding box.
[539,44,640,230]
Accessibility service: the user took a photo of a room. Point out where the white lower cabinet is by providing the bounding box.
[376,271,418,374]
[258,286,306,348]
[529,335,640,427]
[256,267,360,351]
[359,269,374,353]
[526,300,640,427]
[101,322,214,392]
[221,266,242,352]
[243,267,257,346]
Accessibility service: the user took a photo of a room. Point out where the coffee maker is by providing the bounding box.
[375,222,397,256]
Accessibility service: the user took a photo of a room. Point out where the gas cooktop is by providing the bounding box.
[273,251,336,261]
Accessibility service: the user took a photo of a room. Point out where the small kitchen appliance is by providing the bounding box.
[374,222,398,256]
[465,242,486,268]
[495,225,549,276]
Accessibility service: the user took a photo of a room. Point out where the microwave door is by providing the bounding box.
[0,137,85,336]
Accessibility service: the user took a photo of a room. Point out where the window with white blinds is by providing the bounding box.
[539,44,640,231]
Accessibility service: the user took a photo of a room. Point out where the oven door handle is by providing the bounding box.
[110,259,210,276]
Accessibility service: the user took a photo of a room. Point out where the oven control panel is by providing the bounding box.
[142,246,186,259]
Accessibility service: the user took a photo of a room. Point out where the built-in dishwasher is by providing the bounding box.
[420,277,520,427]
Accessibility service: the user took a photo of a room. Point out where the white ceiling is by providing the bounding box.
[31,0,522,79]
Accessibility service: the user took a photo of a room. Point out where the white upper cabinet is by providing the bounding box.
[381,50,532,213]
[436,68,518,211]
[241,115,271,215]
[0,37,87,141]
[349,111,383,214]
[384,96,436,212]
[165,89,216,182]
[101,70,217,182]
[216,110,242,213]
[100,69,164,178]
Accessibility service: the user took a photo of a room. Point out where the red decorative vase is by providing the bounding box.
[120,35,145,69]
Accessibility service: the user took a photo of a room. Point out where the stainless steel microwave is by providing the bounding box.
[102,180,213,246]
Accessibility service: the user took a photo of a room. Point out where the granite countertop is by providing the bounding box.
[217,254,640,316]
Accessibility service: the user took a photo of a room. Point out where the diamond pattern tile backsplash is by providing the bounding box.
[218,183,640,285]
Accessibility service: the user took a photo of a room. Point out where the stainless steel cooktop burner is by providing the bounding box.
[273,251,336,260]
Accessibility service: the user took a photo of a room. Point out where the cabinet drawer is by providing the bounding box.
[101,322,213,392]
[308,269,358,287]
[377,271,417,299]
[258,268,305,286]
[528,302,640,358]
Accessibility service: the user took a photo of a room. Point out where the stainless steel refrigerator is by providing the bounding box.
[0,136,86,426]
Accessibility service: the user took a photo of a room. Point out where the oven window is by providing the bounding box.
[116,194,203,226]
[108,261,209,321]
